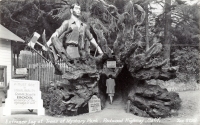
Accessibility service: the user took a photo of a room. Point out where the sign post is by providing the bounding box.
[88,95,101,113]
[3,79,45,116]
[107,60,116,68]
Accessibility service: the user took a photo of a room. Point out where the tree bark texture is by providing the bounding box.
[164,0,172,66]
[11,0,181,118]
[128,82,181,118]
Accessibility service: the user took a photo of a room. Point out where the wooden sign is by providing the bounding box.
[107,61,116,68]
[3,79,45,116]
[15,68,27,75]
[77,78,93,84]
[88,95,101,113]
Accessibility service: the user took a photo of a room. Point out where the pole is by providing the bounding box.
[28,46,50,62]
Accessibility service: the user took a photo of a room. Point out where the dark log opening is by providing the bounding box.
[98,74,108,108]
[115,65,137,101]
[98,65,182,118]
[98,65,138,108]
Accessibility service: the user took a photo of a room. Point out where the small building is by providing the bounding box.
[0,24,25,90]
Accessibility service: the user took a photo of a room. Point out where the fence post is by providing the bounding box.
[126,100,131,113]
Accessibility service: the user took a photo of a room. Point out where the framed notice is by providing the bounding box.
[88,95,101,113]
[3,79,45,116]
[15,68,28,75]
[107,61,116,68]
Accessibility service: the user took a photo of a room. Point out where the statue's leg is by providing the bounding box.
[49,46,59,62]
[51,36,72,62]
[66,45,81,59]
[43,44,62,75]
[51,36,77,69]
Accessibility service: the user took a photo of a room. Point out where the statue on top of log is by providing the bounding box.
[42,3,105,76]
[37,0,182,118]
[41,1,109,116]
[3,0,182,117]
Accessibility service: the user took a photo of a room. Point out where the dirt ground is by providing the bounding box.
[0,90,200,125]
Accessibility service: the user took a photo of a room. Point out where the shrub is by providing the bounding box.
[171,47,199,82]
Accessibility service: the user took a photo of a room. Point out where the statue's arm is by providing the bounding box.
[86,28,103,54]
[55,20,69,37]
[46,20,69,46]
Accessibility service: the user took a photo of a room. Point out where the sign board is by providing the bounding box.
[107,61,116,68]
[77,78,93,84]
[3,79,45,116]
[16,68,27,75]
[88,95,101,113]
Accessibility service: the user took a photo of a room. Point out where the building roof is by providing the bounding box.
[0,24,25,43]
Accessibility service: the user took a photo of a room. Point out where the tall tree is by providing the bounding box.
[164,0,171,66]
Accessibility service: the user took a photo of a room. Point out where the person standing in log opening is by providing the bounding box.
[43,3,103,63]
[106,75,116,104]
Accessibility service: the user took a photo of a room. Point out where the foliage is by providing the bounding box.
[41,83,72,116]
[0,0,147,53]
[154,1,200,48]
[171,3,200,47]
[0,0,57,52]
[171,46,199,84]
[151,1,199,83]
[1,0,198,81]
[171,47,199,74]
[1,0,199,54]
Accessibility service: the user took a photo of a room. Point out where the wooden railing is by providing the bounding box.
[17,50,72,88]
[27,63,73,87]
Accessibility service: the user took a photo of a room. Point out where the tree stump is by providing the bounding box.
[47,74,101,116]
[112,13,182,118]
[39,0,182,118]
[128,82,181,118]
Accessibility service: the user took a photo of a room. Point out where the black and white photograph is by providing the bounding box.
[0,0,199,125]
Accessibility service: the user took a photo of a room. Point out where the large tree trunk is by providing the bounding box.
[163,0,172,66]
[44,21,181,117]
[128,81,181,118]
[1,0,182,118]
[40,0,181,118]
[46,75,100,116]
[112,10,181,117]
